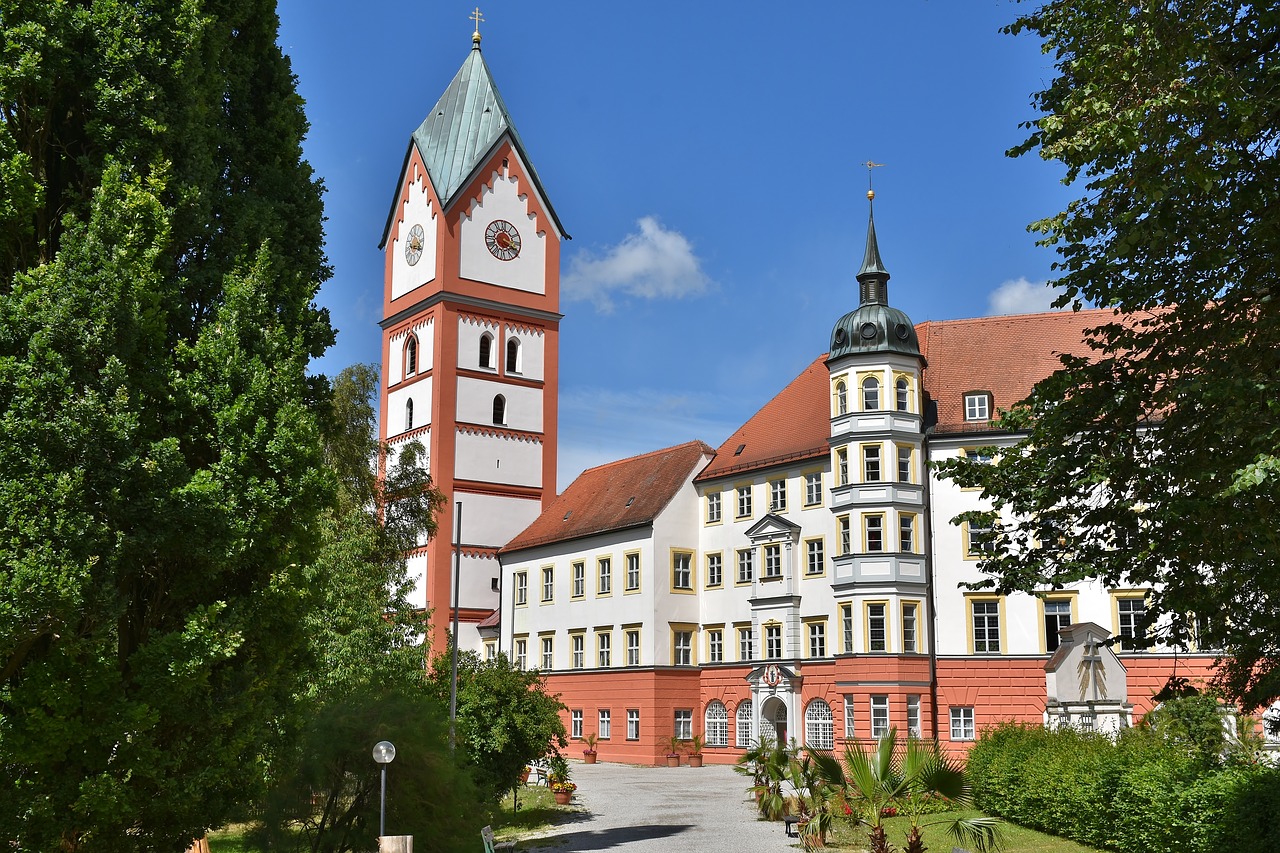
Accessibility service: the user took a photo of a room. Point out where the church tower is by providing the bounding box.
[377,23,567,654]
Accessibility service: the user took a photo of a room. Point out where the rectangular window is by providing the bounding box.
[867,603,887,652]
[571,634,585,668]
[541,567,554,602]
[597,632,611,668]
[907,695,921,738]
[871,695,890,738]
[737,548,754,583]
[738,626,754,661]
[902,602,919,653]
[805,471,823,506]
[515,571,528,605]
[950,706,975,740]
[836,448,849,486]
[839,516,851,555]
[1117,597,1147,651]
[706,492,721,523]
[844,695,856,739]
[736,485,753,518]
[770,479,787,512]
[541,636,554,670]
[706,553,723,588]
[841,603,854,653]
[572,562,585,598]
[571,709,583,739]
[627,709,640,741]
[806,538,825,575]
[515,638,527,670]
[708,629,723,663]
[1044,599,1072,652]
[674,630,692,666]
[598,557,612,595]
[972,600,1001,654]
[964,393,990,422]
[965,447,995,464]
[485,641,497,661]
[674,709,693,741]
[765,624,782,660]
[966,522,997,558]
[625,552,641,591]
[863,444,882,482]
[626,629,640,666]
[763,544,782,579]
[866,514,884,552]
[808,621,826,658]
[897,445,913,482]
[899,514,916,553]
[672,551,693,590]
[598,709,611,740]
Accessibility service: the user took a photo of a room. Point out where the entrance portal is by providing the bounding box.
[760,695,788,744]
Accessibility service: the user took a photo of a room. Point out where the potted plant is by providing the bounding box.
[550,780,577,805]
[582,732,598,764]
[519,765,531,784]
[665,735,685,767]
[686,734,705,768]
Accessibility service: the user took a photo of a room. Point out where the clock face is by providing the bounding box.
[405,224,425,266]
[484,219,521,261]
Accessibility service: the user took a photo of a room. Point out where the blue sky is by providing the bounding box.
[276,0,1073,488]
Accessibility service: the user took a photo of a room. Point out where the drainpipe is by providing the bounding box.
[924,449,941,741]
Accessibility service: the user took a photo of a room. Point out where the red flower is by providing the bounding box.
[843,804,853,815]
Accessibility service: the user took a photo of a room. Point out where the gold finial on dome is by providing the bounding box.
[470,6,484,45]
[867,189,875,201]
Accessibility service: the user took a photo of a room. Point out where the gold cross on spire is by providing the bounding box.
[470,7,484,45]
[863,160,886,200]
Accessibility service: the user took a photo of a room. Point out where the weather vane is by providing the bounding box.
[470,7,484,44]
[863,160,886,200]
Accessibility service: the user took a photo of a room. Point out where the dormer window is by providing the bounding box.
[964,392,992,422]
[862,376,880,411]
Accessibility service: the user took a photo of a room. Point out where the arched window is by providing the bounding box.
[479,332,494,369]
[896,377,910,412]
[835,380,848,415]
[506,337,521,373]
[404,335,418,378]
[805,699,834,751]
[862,376,880,410]
[405,398,414,431]
[705,700,728,747]
[736,700,755,748]
[492,394,506,425]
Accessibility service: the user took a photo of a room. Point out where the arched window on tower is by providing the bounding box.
[506,337,521,374]
[862,376,881,411]
[405,398,414,432]
[404,335,418,378]
[492,394,506,425]
[835,380,848,416]
[479,332,494,369]
[896,377,910,412]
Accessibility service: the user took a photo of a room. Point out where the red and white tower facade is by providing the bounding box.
[377,28,566,654]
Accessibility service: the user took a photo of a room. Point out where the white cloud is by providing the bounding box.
[986,277,1065,316]
[562,217,712,312]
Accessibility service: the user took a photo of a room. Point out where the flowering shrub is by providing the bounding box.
[880,806,898,817]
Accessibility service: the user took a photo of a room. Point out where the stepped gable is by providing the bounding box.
[501,440,715,553]
[695,355,832,482]
[917,307,1116,434]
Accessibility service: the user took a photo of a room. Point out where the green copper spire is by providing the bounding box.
[857,191,890,305]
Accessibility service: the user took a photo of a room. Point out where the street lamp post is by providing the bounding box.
[372,740,396,838]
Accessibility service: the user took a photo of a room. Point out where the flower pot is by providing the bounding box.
[554,791,572,805]
[687,754,703,767]
[583,751,597,764]
[519,770,530,784]
[666,754,680,767]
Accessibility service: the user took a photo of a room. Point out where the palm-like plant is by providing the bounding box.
[835,728,1002,853]
[734,735,793,820]
[790,749,845,849]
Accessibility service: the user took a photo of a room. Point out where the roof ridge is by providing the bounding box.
[582,439,714,474]
[916,306,1116,328]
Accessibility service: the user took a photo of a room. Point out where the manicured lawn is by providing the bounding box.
[816,809,1104,852]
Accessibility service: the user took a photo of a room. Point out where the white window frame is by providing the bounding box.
[706,492,721,523]
[964,393,990,422]
[571,633,585,668]
[571,709,583,739]
[626,629,640,666]
[705,700,729,747]
[870,695,890,739]
[674,709,693,741]
[765,624,782,660]
[806,699,835,750]
[950,706,975,740]
[736,700,755,748]
[598,708,611,740]
[627,708,640,741]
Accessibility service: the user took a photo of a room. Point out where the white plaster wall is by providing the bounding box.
[388,317,435,386]
[390,163,438,300]
[406,551,428,611]
[455,430,543,487]
[503,324,545,382]
[457,376,542,432]
[459,551,501,612]
[455,492,543,550]
[457,315,502,371]
[387,378,432,435]
[459,166,547,294]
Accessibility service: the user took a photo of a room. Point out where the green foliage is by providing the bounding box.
[935,0,1280,709]
[1140,693,1230,769]
[970,722,1280,852]
[0,1,335,847]
[736,736,794,821]
[429,649,567,802]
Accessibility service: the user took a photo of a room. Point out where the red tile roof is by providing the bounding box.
[918,308,1114,434]
[695,355,833,482]
[501,440,716,554]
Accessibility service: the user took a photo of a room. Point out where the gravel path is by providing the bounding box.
[518,762,800,853]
